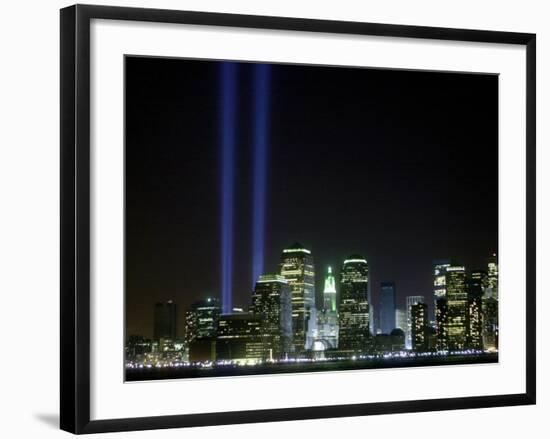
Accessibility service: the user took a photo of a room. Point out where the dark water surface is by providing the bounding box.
[126,353,498,382]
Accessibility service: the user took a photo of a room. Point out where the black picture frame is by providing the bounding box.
[60,4,536,434]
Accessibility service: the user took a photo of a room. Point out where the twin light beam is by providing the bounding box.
[220,63,271,314]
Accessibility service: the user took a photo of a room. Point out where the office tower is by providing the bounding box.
[411,302,429,351]
[379,282,396,334]
[445,265,468,350]
[279,243,316,353]
[317,266,339,349]
[433,259,451,308]
[405,295,424,349]
[435,298,449,350]
[339,255,370,353]
[482,297,499,350]
[395,308,407,332]
[215,312,263,363]
[486,254,498,299]
[483,255,499,350]
[250,274,293,360]
[469,270,488,294]
[184,297,221,344]
[153,300,178,341]
[323,266,337,312]
[467,270,486,349]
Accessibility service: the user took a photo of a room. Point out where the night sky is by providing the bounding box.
[125,56,498,338]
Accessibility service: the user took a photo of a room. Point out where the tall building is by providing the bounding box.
[467,270,486,349]
[379,282,396,334]
[184,297,221,344]
[316,266,339,349]
[486,254,499,299]
[339,255,370,353]
[483,255,499,350]
[445,265,468,350]
[279,243,316,353]
[250,274,293,359]
[411,302,429,351]
[405,295,424,349]
[433,259,451,308]
[435,298,449,351]
[482,297,499,351]
[154,300,177,340]
[323,266,337,312]
[216,312,263,364]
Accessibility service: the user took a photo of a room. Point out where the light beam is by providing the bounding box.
[251,64,271,287]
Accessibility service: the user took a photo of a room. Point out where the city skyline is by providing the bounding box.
[125,56,498,365]
[126,243,498,379]
[127,240,497,338]
[128,241,497,340]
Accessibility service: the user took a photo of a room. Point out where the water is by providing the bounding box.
[126,352,497,382]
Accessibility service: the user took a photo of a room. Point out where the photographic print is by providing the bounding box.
[124,56,499,381]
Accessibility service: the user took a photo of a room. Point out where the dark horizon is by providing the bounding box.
[125,56,498,339]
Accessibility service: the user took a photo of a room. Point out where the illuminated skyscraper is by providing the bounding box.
[405,295,424,349]
[184,297,221,344]
[154,300,177,341]
[250,274,293,359]
[323,266,337,312]
[339,255,370,353]
[467,270,486,349]
[486,254,499,300]
[379,282,396,334]
[482,297,499,351]
[435,298,449,350]
[411,302,429,351]
[279,243,316,353]
[444,265,468,350]
[433,259,451,308]
[316,266,339,349]
[483,255,499,350]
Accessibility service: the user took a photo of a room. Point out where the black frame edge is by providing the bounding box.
[60,4,77,434]
[60,4,537,434]
[78,394,532,434]
[75,3,534,44]
[525,35,536,404]
[61,4,93,434]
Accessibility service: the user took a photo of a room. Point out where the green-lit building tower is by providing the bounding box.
[323,266,337,312]
[316,266,339,349]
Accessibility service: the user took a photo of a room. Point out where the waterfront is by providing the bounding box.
[126,352,498,381]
